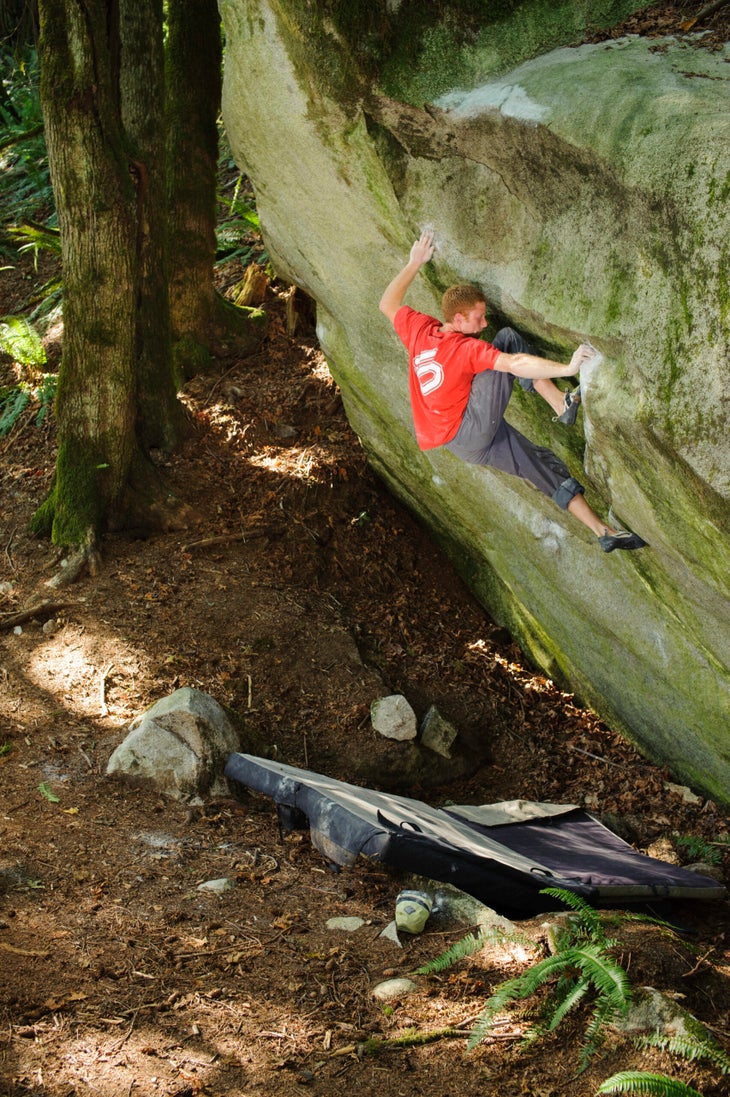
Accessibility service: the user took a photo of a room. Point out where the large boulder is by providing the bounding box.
[219,2,730,803]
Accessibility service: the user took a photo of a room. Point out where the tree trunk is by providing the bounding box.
[34,0,192,566]
[35,0,138,557]
[166,0,221,373]
[120,0,187,451]
[166,0,266,375]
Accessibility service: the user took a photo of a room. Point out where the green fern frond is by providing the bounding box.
[596,1070,704,1097]
[540,887,607,943]
[581,992,627,1065]
[413,924,518,976]
[0,386,30,436]
[567,944,632,1012]
[0,315,46,367]
[546,976,590,1031]
[7,220,62,257]
[413,930,484,975]
[638,1029,730,1074]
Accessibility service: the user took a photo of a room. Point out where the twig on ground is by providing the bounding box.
[4,527,16,572]
[181,527,281,552]
[567,744,627,768]
[0,599,74,631]
[99,662,114,717]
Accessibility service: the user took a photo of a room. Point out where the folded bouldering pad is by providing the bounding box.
[224,753,725,916]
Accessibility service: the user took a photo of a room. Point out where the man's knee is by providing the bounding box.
[552,476,584,510]
[492,326,526,354]
[493,327,536,392]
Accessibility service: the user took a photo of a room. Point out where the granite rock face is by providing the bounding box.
[220,1,730,803]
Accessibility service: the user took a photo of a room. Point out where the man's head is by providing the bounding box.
[441,284,488,334]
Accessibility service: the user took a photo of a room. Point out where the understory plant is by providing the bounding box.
[415,888,729,1095]
[597,1072,704,1097]
[0,315,56,437]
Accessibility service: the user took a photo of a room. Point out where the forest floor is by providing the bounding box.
[1,4,730,1097]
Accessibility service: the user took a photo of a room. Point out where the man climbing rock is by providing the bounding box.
[379,229,645,553]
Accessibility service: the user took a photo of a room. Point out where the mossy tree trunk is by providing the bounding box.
[34,0,264,578]
[35,0,140,568]
[34,0,194,576]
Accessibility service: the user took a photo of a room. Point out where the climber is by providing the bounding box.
[379,229,645,552]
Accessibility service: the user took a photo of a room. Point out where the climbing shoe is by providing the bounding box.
[553,385,581,425]
[599,530,647,553]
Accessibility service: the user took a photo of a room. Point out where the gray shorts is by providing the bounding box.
[444,327,584,509]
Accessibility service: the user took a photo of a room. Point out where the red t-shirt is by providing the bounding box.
[393,306,500,449]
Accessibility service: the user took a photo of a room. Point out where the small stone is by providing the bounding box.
[419,706,459,758]
[370,695,417,741]
[325,916,365,932]
[197,877,234,895]
[664,782,702,805]
[371,977,419,1001]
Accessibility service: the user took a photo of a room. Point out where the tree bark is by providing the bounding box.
[166,0,221,372]
[166,0,266,375]
[35,0,138,553]
[120,0,187,452]
[34,0,191,560]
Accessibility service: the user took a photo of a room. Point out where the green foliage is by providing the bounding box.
[0,385,30,437]
[674,833,723,866]
[638,1029,730,1075]
[0,48,54,244]
[597,1072,703,1097]
[416,887,729,1093]
[0,314,56,437]
[413,929,486,975]
[216,171,267,267]
[540,886,614,946]
[466,940,632,1059]
[0,315,47,367]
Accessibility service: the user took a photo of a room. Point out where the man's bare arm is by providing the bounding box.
[494,344,595,380]
[379,230,435,322]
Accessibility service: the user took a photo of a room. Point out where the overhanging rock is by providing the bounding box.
[219,1,730,803]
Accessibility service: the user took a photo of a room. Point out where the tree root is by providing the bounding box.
[45,540,102,588]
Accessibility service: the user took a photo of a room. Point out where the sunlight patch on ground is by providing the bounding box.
[12,621,146,726]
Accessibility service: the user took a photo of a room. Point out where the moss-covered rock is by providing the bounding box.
[220,1,730,804]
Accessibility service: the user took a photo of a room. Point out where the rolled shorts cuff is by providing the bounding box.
[552,476,584,510]
[517,377,536,394]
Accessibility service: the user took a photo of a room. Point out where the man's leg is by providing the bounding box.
[445,369,514,461]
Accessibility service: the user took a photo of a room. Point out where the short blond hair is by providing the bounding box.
[442,284,486,323]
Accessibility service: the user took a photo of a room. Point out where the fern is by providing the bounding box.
[638,1029,730,1075]
[546,976,591,1031]
[0,315,46,367]
[413,930,484,975]
[0,386,30,436]
[540,886,610,944]
[413,924,521,976]
[597,1071,704,1097]
[466,943,631,1051]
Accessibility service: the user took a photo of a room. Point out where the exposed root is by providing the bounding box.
[45,531,102,588]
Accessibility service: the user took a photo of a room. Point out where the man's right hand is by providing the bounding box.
[569,343,598,372]
[409,229,435,269]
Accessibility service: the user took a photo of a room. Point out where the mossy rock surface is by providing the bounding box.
[220,1,730,804]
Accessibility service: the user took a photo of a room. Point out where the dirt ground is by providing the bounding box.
[2,5,730,1095]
